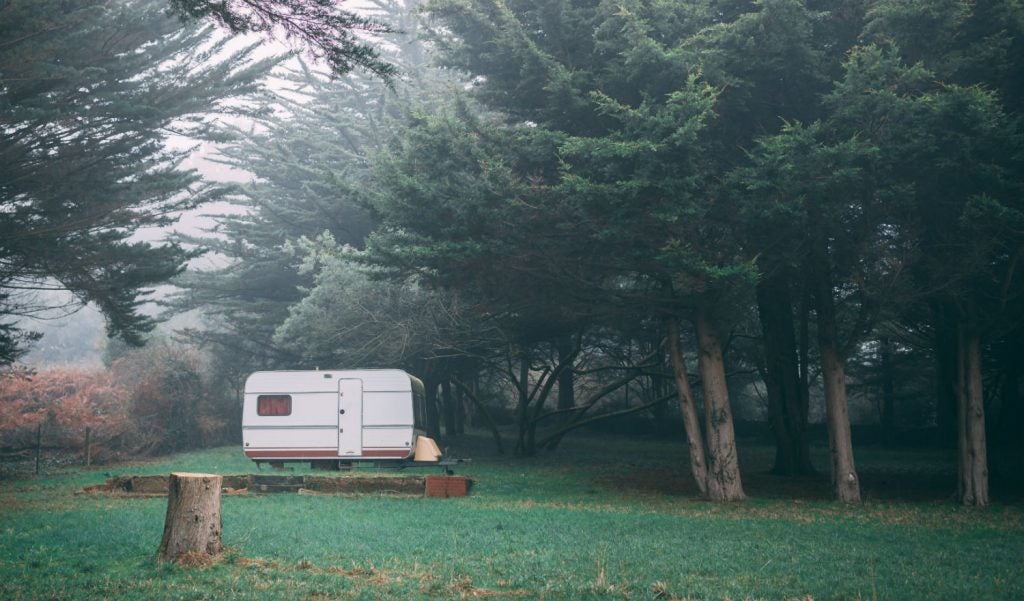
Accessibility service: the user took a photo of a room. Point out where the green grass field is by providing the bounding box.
[2,433,1022,600]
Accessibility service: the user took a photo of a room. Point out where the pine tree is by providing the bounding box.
[0,0,275,363]
[733,1,1024,505]
[368,0,764,496]
[168,0,447,381]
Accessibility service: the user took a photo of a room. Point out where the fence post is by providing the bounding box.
[85,427,92,467]
[35,423,42,475]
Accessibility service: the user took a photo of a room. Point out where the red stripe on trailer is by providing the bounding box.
[245,449,412,459]
[245,449,338,458]
[362,449,412,458]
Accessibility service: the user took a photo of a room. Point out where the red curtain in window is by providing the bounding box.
[257,395,291,416]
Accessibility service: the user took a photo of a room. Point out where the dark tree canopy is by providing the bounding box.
[355,0,1023,500]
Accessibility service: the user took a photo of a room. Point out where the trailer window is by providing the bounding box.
[257,395,292,416]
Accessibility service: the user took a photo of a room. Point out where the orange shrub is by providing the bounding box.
[0,366,131,450]
[1,341,236,459]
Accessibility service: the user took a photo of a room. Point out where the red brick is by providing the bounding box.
[424,475,469,498]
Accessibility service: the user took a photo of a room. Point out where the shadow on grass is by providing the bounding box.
[591,460,1024,503]
[537,434,1024,503]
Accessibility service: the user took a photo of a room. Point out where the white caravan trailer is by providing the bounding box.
[242,369,441,467]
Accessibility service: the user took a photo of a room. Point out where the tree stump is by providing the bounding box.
[157,472,224,564]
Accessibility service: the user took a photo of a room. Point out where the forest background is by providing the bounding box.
[1,0,1022,507]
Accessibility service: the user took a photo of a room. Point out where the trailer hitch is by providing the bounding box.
[392,456,471,474]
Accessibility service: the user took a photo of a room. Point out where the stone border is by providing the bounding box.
[78,474,470,497]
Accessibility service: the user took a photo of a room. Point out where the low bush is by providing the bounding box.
[0,341,237,461]
[0,365,130,455]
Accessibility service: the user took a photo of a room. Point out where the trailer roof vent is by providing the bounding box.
[323,373,332,378]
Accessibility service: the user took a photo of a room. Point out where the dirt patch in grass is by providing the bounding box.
[171,550,223,569]
[234,557,532,598]
[327,564,532,598]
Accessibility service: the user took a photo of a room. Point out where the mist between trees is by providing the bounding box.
[1,0,1022,506]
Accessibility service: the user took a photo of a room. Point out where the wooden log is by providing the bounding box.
[156,472,223,563]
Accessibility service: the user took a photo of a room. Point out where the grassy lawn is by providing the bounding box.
[1,433,1022,600]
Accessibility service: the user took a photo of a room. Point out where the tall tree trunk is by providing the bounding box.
[957,319,989,506]
[453,377,504,454]
[648,368,669,428]
[441,379,456,437]
[667,317,708,497]
[798,287,812,439]
[515,354,530,456]
[465,374,480,428]
[756,273,814,475]
[813,265,861,503]
[556,336,575,415]
[424,378,441,442]
[454,380,466,435]
[819,342,860,503]
[694,310,746,501]
[526,353,571,456]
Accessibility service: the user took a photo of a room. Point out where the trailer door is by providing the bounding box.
[338,379,363,457]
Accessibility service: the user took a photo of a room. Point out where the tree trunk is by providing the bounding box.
[756,274,814,475]
[454,381,466,435]
[819,343,860,503]
[35,423,42,475]
[957,323,989,506]
[798,287,812,440]
[542,352,654,452]
[424,378,441,442]
[648,369,670,429]
[453,377,504,454]
[813,262,861,503]
[515,354,530,456]
[667,317,708,497]
[694,310,745,501]
[526,356,569,456]
[465,375,480,428]
[556,336,575,414]
[157,472,224,563]
[85,427,92,467]
[441,379,456,437]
